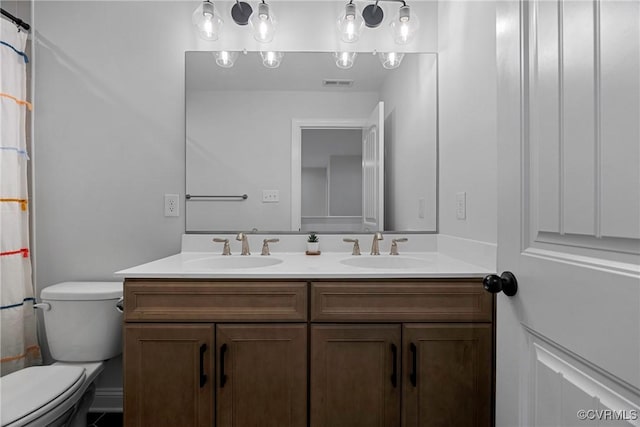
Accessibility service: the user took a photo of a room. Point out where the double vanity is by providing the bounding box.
[116,235,495,427]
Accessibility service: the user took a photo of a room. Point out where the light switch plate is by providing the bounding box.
[164,194,179,217]
[418,198,425,219]
[456,192,466,220]
[262,190,279,203]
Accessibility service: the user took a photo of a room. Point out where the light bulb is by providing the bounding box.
[250,2,276,43]
[389,5,419,44]
[337,2,364,43]
[214,51,239,68]
[334,51,357,69]
[378,52,404,69]
[260,51,283,68]
[192,0,223,41]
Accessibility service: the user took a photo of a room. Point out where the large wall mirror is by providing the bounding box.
[186,51,437,233]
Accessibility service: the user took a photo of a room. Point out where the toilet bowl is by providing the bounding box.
[0,282,123,427]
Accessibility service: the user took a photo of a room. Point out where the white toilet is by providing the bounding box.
[0,282,123,427]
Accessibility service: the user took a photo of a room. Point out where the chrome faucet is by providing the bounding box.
[370,232,383,255]
[343,238,361,255]
[236,232,251,255]
[389,238,408,255]
[213,238,231,255]
[261,238,279,255]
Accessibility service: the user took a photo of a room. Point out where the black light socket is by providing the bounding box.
[362,3,384,28]
[231,1,253,25]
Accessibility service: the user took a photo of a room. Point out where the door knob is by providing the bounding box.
[483,271,518,296]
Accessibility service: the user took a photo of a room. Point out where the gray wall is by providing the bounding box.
[33,0,193,391]
[302,128,362,218]
[301,168,327,216]
[33,1,191,288]
[437,1,498,244]
[380,54,438,231]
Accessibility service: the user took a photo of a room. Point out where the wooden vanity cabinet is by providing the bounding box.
[123,280,308,427]
[216,324,307,427]
[123,278,494,427]
[309,281,494,427]
[402,324,492,427]
[123,324,214,427]
[308,323,492,427]
[310,325,401,427]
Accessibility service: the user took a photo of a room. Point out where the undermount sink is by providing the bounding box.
[340,256,426,269]
[185,256,283,270]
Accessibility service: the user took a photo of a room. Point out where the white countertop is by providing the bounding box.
[114,251,492,279]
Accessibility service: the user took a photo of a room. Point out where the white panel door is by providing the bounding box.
[362,101,384,232]
[496,0,640,426]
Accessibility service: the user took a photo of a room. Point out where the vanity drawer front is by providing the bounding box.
[124,280,307,322]
[311,281,492,322]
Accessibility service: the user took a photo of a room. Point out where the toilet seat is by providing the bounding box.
[1,365,86,427]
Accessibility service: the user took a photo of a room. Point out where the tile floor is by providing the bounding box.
[87,412,123,427]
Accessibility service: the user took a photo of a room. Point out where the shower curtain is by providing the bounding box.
[0,17,41,375]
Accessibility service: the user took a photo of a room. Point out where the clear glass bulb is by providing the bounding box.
[337,3,364,43]
[334,51,357,69]
[215,51,239,68]
[260,51,284,68]
[378,52,405,69]
[250,2,277,43]
[192,1,223,41]
[389,5,419,45]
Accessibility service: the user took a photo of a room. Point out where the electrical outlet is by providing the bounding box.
[418,198,425,219]
[164,194,179,217]
[456,192,466,220]
[262,190,279,203]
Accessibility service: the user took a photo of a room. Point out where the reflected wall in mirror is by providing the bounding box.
[186,52,437,233]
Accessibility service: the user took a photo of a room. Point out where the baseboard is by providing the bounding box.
[91,387,123,413]
[437,234,497,271]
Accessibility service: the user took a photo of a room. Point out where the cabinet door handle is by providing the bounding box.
[390,343,398,387]
[199,343,207,388]
[220,343,228,388]
[410,342,417,387]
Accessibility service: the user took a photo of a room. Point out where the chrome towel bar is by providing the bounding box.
[186,194,248,201]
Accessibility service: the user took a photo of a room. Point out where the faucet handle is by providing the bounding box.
[390,238,408,255]
[261,238,280,256]
[213,238,231,256]
[343,238,361,256]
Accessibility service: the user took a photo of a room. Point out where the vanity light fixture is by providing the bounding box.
[192,0,223,41]
[251,1,277,43]
[260,51,283,68]
[378,51,404,69]
[389,4,419,44]
[337,1,364,43]
[192,0,274,42]
[334,51,357,69]
[214,51,239,68]
[357,0,420,45]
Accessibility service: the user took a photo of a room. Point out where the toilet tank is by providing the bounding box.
[40,282,123,362]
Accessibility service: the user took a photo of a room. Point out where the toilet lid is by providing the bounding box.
[0,365,86,426]
[41,281,122,301]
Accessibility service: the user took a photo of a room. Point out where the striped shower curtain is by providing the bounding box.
[0,17,41,375]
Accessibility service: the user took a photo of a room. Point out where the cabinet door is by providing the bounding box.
[216,324,307,427]
[402,324,493,427]
[310,324,401,427]
[124,324,214,427]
